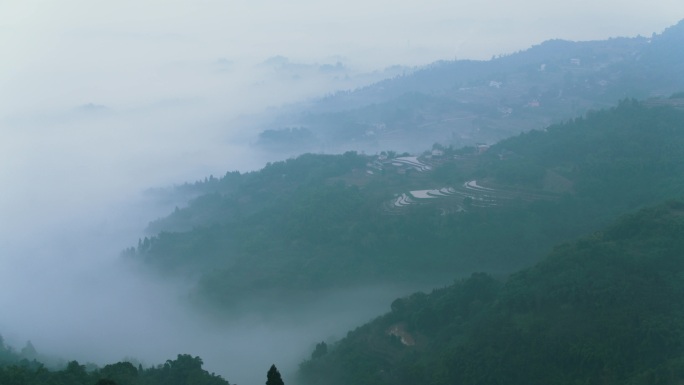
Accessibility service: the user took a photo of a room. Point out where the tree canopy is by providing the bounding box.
[299,200,684,385]
[266,364,284,385]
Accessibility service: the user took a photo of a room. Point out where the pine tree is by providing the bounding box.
[20,340,37,359]
[266,364,284,385]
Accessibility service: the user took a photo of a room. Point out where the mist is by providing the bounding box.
[0,60,407,384]
[2,1,684,384]
[0,27,412,385]
[0,191,410,385]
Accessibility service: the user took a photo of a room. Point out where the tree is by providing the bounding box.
[266,364,284,385]
[99,361,137,385]
[20,341,37,359]
[311,342,328,359]
[61,360,89,385]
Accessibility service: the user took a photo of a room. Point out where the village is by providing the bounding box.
[354,147,559,215]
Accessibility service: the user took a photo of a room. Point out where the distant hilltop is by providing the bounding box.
[256,19,684,155]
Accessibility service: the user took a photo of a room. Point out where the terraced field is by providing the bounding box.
[384,178,557,214]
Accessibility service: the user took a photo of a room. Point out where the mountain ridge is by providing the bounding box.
[127,97,684,313]
[257,19,684,153]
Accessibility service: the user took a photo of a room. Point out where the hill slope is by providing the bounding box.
[260,20,684,153]
[128,99,684,311]
[299,200,684,385]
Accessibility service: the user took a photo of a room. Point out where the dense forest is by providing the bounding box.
[0,338,229,385]
[127,98,684,313]
[298,200,684,385]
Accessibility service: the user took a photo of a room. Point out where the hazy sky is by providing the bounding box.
[0,1,683,382]
[1,1,682,189]
[1,1,682,228]
[1,1,683,113]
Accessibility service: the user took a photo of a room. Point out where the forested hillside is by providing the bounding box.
[259,20,684,153]
[127,98,684,312]
[299,200,684,385]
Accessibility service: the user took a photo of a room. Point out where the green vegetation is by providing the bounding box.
[0,348,229,385]
[127,99,684,311]
[257,127,316,151]
[266,364,285,385]
[299,200,684,385]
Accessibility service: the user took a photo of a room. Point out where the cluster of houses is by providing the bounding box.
[361,145,556,215]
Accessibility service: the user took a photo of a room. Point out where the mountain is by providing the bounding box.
[257,20,684,154]
[127,97,684,312]
[298,199,684,385]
